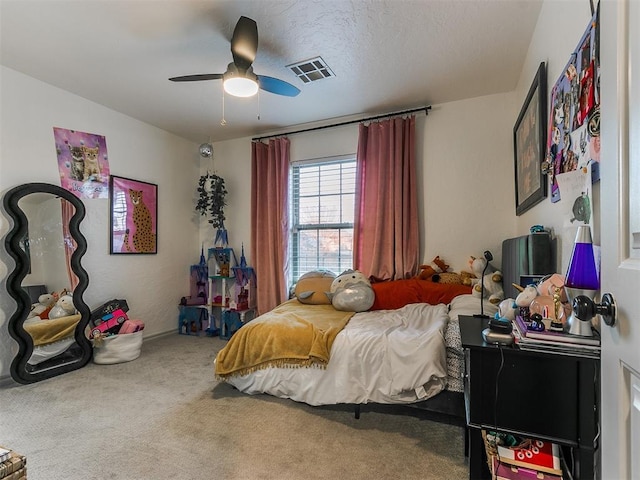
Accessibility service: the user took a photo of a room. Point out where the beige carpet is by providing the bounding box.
[0,333,468,480]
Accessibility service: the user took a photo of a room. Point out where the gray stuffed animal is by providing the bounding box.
[327,270,375,312]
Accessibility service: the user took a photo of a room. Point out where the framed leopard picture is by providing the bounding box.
[109,175,158,254]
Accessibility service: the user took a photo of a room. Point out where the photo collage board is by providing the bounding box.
[546,8,600,212]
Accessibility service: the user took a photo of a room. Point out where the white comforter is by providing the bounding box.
[223,303,449,405]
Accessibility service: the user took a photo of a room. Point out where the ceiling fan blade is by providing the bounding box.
[231,16,258,70]
[257,75,301,97]
[169,74,223,82]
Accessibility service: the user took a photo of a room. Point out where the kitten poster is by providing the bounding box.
[53,127,111,199]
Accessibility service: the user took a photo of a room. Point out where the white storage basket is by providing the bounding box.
[93,331,143,364]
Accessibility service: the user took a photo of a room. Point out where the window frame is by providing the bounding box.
[290,154,356,283]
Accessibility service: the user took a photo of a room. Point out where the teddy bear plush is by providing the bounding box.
[416,256,449,280]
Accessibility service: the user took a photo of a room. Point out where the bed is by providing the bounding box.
[214,233,554,422]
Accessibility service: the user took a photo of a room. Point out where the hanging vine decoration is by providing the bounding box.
[195,172,228,229]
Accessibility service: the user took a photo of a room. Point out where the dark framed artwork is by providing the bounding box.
[514,62,547,216]
[109,175,157,254]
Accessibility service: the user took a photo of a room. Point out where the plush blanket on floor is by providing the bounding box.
[23,313,81,346]
[215,299,355,378]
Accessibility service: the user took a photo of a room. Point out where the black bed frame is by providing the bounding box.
[350,390,464,422]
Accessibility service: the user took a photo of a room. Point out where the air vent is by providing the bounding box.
[287,57,335,83]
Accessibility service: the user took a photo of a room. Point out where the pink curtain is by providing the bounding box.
[251,138,291,315]
[354,115,419,281]
[61,199,79,291]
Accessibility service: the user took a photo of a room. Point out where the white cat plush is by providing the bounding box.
[48,294,76,319]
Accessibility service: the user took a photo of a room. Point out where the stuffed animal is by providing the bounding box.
[468,254,504,304]
[459,270,477,286]
[513,284,537,321]
[469,255,504,304]
[523,275,571,323]
[431,272,464,284]
[468,256,497,282]
[27,293,56,319]
[514,284,537,307]
[537,273,568,303]
[472,272,504,304]
[48,294,76,319]
[497,298,518,321]
[294,270,336,305]
[416,256,449,280]
[327,269,375,312]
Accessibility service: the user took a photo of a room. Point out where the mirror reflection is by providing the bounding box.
[4,183,91,384]
[19,193,82,372]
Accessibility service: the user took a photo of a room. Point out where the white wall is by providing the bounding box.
[0,66,200,379]
[423,94,518,272]
[513,0,596,272]
[210,93,518,276]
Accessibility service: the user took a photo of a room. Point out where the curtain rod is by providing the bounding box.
[252,105,431,142]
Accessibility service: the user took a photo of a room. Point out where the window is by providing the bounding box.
[112,190,127,233]
[290,156,356,282]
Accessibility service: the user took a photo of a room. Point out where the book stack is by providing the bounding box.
[0,447,26,480]
[512,316,600,358]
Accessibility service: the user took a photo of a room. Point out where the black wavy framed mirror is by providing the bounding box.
[3,182,92,384]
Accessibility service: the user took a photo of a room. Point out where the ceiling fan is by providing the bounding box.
[169,16,300,98]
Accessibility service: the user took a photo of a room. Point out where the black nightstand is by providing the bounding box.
[459,315,599,480]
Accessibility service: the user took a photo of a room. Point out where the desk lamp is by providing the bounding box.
[564,225,599,336]
[473,250,493,319]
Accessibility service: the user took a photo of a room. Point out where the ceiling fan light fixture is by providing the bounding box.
[223,63,258,97]
[223,76,259,97]
[170,18,301,98]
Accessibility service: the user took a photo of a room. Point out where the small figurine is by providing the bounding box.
[549,286,565,332]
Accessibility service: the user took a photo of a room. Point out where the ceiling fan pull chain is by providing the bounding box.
[257,90,261,121]
[221,88,227,126]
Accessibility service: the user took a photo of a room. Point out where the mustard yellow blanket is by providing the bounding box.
[215,299,354,378]
[23,314,81,346]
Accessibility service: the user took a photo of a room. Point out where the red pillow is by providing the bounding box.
[370,279,472,310]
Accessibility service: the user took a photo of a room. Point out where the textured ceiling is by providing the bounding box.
[0,0,543,143]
